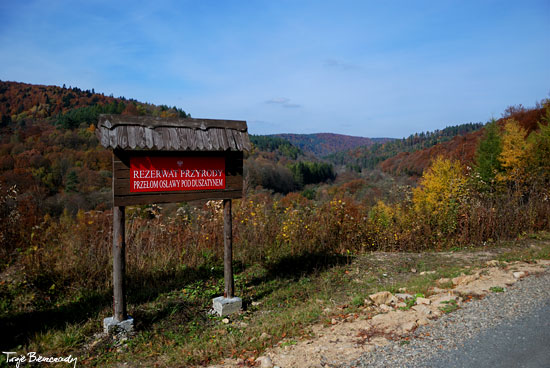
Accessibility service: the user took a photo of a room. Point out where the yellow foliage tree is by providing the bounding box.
[497,119,531,189]
[413,156,468,234]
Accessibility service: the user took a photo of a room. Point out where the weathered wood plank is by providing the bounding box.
[138,126,147,148]
[176,128,188,150]
[98,114,248,131]
[240,131,251,151]
[152,129,164,150]
[225,130,236,150]
[203,129,213,151]
[117,126,129,149]
[112,206,127,321]
[127,126,137,149]
[218,128,229,150]
[196,129,205,150]
[100,128,110,148]
[109,128,118,149]
[208,128,220,151]
[232,130,243,151]
[144,128,154,149]
[113,151,241,166]
[168,128,179,150]
[160,128,171,150]
[98,116,250,152]
[189,130,198,151]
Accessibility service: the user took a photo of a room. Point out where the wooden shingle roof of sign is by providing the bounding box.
[96,114,251,152]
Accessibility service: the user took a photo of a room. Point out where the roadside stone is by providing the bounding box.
[486,260,500,267]
[513,271,527,279]
[400,321,417,333]
[369,291,397,306]
[396,302,407,309]
[379,304,392,312]
[430,294,458,307]
[371,337,390,346]
[363,298,374,306]
[412,304,434,318]
[260,332,272,341]
[395,293,413,300]
[415,297,431,305]
[452,273,479,286]
[436,278,451,286]
[416,316,430,326]
[420,271,436,275]
[256,356,273,368]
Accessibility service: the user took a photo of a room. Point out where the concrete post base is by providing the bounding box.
[103,316,134,334]
[212,296,242,316]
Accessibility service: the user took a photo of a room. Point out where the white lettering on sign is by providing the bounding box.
[130,156,226,193]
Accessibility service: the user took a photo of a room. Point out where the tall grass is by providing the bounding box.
[4,181,548,309]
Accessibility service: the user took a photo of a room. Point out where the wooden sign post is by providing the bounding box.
[97,115,250,332]
[223,199,234,298]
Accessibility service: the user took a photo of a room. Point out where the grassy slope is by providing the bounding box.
[1,232,549,367]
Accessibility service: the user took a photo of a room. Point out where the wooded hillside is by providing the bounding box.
[379,105,548,176]
[275,133,392,156]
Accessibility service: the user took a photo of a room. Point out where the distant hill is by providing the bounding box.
[326,123,484,173]
[0,80,191,215]
[273,133,393,156]
[378,105,548,176]
[0,80,190,127]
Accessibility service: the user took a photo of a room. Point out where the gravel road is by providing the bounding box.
[342,268,550,368]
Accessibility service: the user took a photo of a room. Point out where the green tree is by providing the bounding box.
[65,170,79,192]
[527,103,550,186]
[472,119,502,191]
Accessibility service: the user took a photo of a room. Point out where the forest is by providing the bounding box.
[326,122,484,172]
[1,80,549,366]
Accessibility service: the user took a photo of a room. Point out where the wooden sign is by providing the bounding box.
[113,150,243,206]
[96,115,249,327]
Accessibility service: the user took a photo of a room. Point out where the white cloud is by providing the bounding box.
[265,97,302,109]
[265,97,290,104]
[324,58,360,71]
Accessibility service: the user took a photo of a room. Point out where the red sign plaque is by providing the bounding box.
[130,156,225,193]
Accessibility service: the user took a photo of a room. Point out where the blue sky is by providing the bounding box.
[0,1,549,138]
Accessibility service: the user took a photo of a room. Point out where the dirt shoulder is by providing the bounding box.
[208,236,550,368]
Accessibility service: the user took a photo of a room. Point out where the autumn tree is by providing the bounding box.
[497,119,531,191]
[413,156,468,234]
